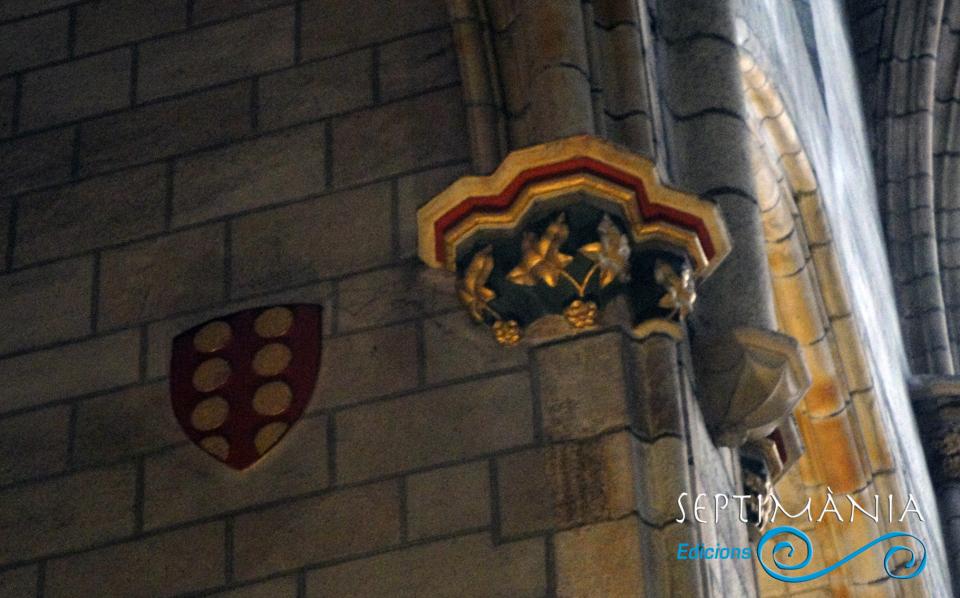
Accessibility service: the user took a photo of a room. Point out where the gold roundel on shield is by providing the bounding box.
[190,396,229,431]
[253,381,293,416]
[252,343,292,377]
[193,321,232,353]
[255,422,289,455]
[192,358,232,392]
[200,436,230,460]
[254,307,294,338]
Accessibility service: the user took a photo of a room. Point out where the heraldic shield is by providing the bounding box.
[169,304,322,470]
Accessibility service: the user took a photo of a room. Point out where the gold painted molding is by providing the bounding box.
[416,135,734,346]
[630,318,684,341]
[417,135,731,278]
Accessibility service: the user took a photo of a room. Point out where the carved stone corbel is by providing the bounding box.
[739,413,804,532]
[739,397,805,540]
[706,327,811,447]
[415,135,732,344]
[742,414,804,483]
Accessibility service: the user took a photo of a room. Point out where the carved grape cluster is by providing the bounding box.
[563,300,598,328]
[492,320,521,346]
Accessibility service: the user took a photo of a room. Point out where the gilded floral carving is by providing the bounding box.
[457,246,497,323]
[507,215,574,287]
[579,215,631,288]
[655,260,697,320]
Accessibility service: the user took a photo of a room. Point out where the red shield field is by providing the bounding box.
[169,304,322,470]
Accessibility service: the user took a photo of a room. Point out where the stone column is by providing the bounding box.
[491,329,756,596]
[429,2,797,593]
[912,376,960,595]
[415,131,767,594]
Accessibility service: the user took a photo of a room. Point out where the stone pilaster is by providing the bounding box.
[486,328,757,596]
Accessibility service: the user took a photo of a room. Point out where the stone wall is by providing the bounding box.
[0,1,753,596]
[0,1,489,596]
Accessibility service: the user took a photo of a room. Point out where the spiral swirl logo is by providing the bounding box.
[756,526,927,582]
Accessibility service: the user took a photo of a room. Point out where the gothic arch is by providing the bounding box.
[741,51,929,596]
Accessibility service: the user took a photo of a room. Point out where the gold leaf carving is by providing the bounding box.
[507,214,574,287]
[457,246,497,322]
[655,260,696,319]
[579,215,631,288]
